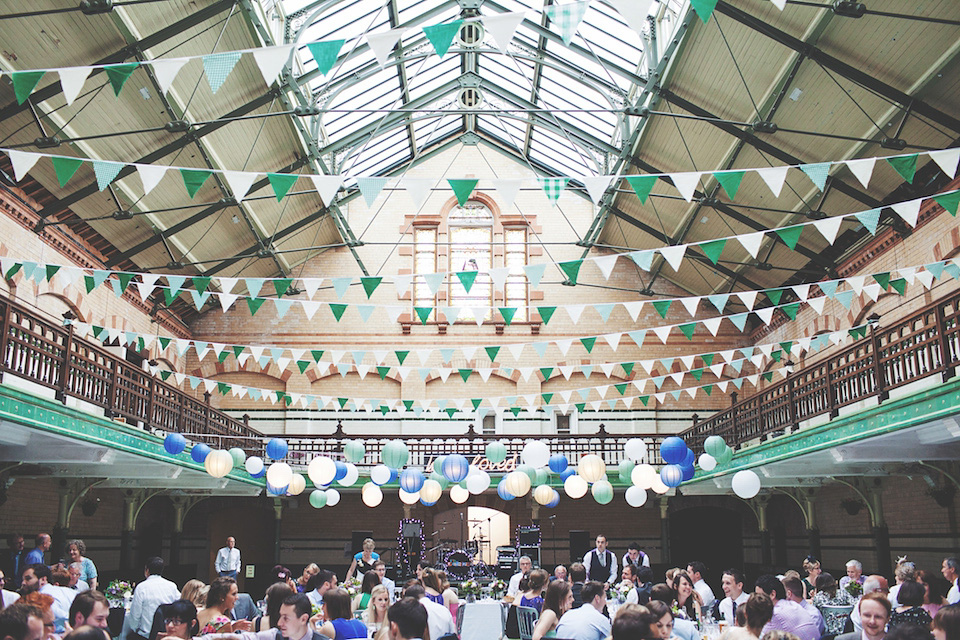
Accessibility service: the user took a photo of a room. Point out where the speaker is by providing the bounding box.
[569,530,590,563]
[351,530,373,558]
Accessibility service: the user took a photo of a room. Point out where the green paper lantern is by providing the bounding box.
[534,468,549,486]
[716,445,734,465]
[309,489,327,509]
[517,463,537,483]
[704,435,727,458]
[486,441,508,464]
[229,448,246,468]
[618,459,635,483]
[592,480,614,505]
[344,440,366,464]
[430,471,450,490]
[382,440,410,469]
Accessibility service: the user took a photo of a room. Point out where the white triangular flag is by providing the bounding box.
[755,307,774,325]
[579,175,613,204]
[403,177,433,209]
[310,175,343,206]
[929,148,960,178]
[703,317,722,336]
[566,304,586,323]
[679,297,699,316]
[301,278,322,298]
[518,367,535,382]
[8,150,40,182]
[847,275,866,295]
[367,29,404,67]
[385,306,404,323]
[492,179,522,210]
[301,300,321,320]
[559,365,576,380]
[653,325,672,343]
[599,363,616,377]
[392,274,412,297]
[737,290,758,311]
[623,301,644,321]
[812,216,843,245]
[891,198,922,227]
[738,231,765,259]
[807,296,825,315]
[461,346,478,362]
[136,282,156,302]
[845,157,876,188]
[507,342,525,360]
[756,165,789,197]
[59,66,92,106]
[680,355,695,369]
[669,172,700,202]
[593,254,618,280]
[556,339,574,356]
[252,45,293,87]
[222,170,258,201]
[488,266,510,289]
[602,332,621,350]
[135,164,167,196]
[659,245,686,271]
[150,58,188,94]
[466,307,485,326]
[791,284,810,301]
[863,283,882,302]
[606,0,655,33]
[218,292,238,312]
[484,11,526,54]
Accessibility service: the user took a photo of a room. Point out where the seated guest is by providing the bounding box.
[0,602,44,640]
[306,571,337,609]
[803,559,822,601]
[840,562,865,592]
[674,571,703,623]
[836,593,892,640]
[932,604,960,640]
[179,581,207,610]
[317,588,366,640]
[155,599,198,640]
[360,585,389,636]
[852,576,890,632]
[384,597,428,640]
[636,567,655,605]
[508,557,534,600]
[890,581,933,631]
[553,566,568,583]
[64,625,110,640]
[890,562,917,608]
[437,572,458,620]
[352,571,381,613]
[611,603,655,640]
[782,576,824,637]
[196,593,319,640]
[619,565,640,604]
[1,569,21,609]
[373,563,395,604]
[533,580,573,640]
[570,563,587,609]
[67,565,89,593]
[651,584,698,640]
[814,573,856,636]
[519,569,549,613]
[38,567,75,632]
[754,575,819,640]
[69,590,109,631]
[916,572,941,620]
[556,581,611,640]
[401,583,455,640]
[420,568,446,607]
[294,565,318,595]
[666,569,682,591]
[688,562,717,611]
[719,569,750,624]
[252,582,293,632]
[647,600,677,640]
[623,544,652,570]
[19,592,56,639]
[720,593,774,640]
[196,577,250,634]
[129,557,179,640]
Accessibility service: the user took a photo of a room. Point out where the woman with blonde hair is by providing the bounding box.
[802,557,821,599]
[346,539,379,582]
[180,580,208,609]
[361,585,390,635]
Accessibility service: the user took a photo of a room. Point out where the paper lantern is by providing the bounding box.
[698,454,717,471]
[681,464,695,482]
[420,479,443,503]
[466,470,491,495]
[333,461,348,482]
[578,454,606,483]
[370,464,392,486]
[361,482,383,507]
[344,440,366,463]
[229,448,246,467]
[660,464,684,488]
[546,490,560,508]
[532,484,553,505]
[496,478,515,501]
[288,473,306,496]
[266,438,288,460]
[716,445,734,465]
[382,441,410,469]
[631,464,657,489]
[442,455,470,483]
[592,480,614,504]
[618,459,635,483]
[534,468,549,486]
[624,438,647,462]
[517,464,537,483]
[205,450,233,478]
[245,456,264,476]
[399,468,425,493]
[521,441,550,468]
[399,488,420,504]
[682,448,696,468]
[308,489,327,508]
[732,470,761,499]
[486,441,508,464]
[266,482,287,496]
[325,488,341,506]
[308,456,336,487]
[651,476,670,494]
[420,497,438,507]
[564,474,588,499]
[164,433,186,455]
[625,486,648,507]
[450,484,470,504]
[660,437,687,464]
[267,462,293,488]
[559,468,576,481]
[504,471,532,497]
[548,454,568,474]
[433,456,447,475]
[336,463,357,487]
[430,472,450,490]
[191,443,211,464]
[704,435,727,458]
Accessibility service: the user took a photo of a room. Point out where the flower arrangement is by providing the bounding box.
[845,581,863,598]
[489,579,506,599]
[459,579,481,596]
[613,582,634,601]
[105,580,134,607]
[344,577,362,598]
[311,603,323,619]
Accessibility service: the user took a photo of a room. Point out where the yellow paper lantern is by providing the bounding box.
[204,449,233,478]
[578,454,606,483]
[533,484,554,505]
[420,478,443,503]
[504,471,532,497]
[287,473,306,496]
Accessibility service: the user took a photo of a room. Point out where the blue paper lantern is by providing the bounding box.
[559,468,576,482]
[548,454,568,474]
[164,433,186,455]
[497,478,515,501]
[266,482,287,496]
[420,498,438,507]
[660,437,687,464]
[661,464,684,488]
[546,490,560,508]
[266,438,288,460]
[442,454,470,483]
[250,466,266,479]
[682,448,696,468]
[399,468,425,493]
[681,464,695,482]
[191,443,211,464]
[334,460,348,481]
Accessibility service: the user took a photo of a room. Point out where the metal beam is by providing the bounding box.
[522,5,552,156]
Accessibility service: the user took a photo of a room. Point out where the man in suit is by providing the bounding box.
[583,536,617,587]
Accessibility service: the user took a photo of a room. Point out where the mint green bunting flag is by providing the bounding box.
[580,337,596,353]
[700,239,726,265]
[92,161,124,191]
[499,307,517,325]
[625,175,657,204]
[927,262,946,279]
[690,0,719,23]
[423,20,463,57]
[887,154,918,183]
[267,173,299,201]
[456,270,478,293]
[834,290,854,309]
[819,280,838,298]
[729,312,749,331]
[679,323,696,340]
[799,162,830,190]
[594,303,614,321]
[782,302,800,320]
[306,39,346,76]
[202,52,242,93]
[543,1,589,45]
[330,303,348,321]
[356,177,390,207]
[934,191,960,216]
[181,169,212,198]
[12,71,45,105]
[558,259,582,284]
[537,306,556,324]
[246,297,265,315]
[273,278,292,297]
[652,300,671,319]
[414,307,432,325]
[855,208,881,234]
[713,171,744,200]
[448,178,477,206]
[104,63,138,96]
[360,276,382,298]
[51,157,83,187]
[538,177,569,203]
[775,224,804,250]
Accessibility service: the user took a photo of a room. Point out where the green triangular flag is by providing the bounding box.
[873,273,890,289]
[273,278,292,297]
[231,345,245,358]
[766,288,783,305]
[12,71,45,105]
[338,398,349,409]
[104,63,139,96]
[679,323,697,340]
[652,300,671,319]
[499,307,517,325]
[782,303,800,320]
[700,239,726,265]
[456,270,478,293]
[558,260,582,284]
[887,154,918,183]
[638,396,650,406]
[162,288,177,305]
[622,362,634,376]
[116,272,135,293]
[614,383,628,396]
[690,0,719,23]
[539,367,553,380]
[422,20,463,57]
[51,157,83,187]
[445,408,457,418]
[625,175,657,204]
[471,398,482,410]
[380,405,391,416]
[580,337,596,353]
[485,346,500,361]
[306,39,346,76]
[377,366,391,380]
[703,385,714,396]
[5,263,21,279]
[690,368,703,381]
[855,208,881,234]
[510,407,522,417]
[246,297,265,315]
[158,337,172,351]
[458,369,472,382]
[775,225,804,250]
[311,350,324,362]
[192,276,211,295]
[395,350,409,365]
[448,179,477,206]
[297,360,310,374]
[575,403,586,412]
[713,171,744,200]
[779,341,794,353]
[537,306,556,324]
[890,278,907,295]
[330,303,348,321]
[360,276,382,298]
[934,192,960,216]
[538,393,553,406]
[702,353,715,366]
[160,370,172,381]
[414,306,432,325]
[45,265,60,281]
[180,169,213,198]
[761,371,774,382]
[267,173,299,201]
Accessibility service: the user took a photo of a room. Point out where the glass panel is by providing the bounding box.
[504,227,528,321]
[449,203,493,319]
[413,227,437,320]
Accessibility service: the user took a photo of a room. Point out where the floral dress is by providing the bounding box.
[199,615,231,634]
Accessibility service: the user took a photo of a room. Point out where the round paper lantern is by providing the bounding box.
[442,455,470,483]
[370,464,392,486]
[308,456,336,487]
[486,441,508,464]
[631,464,658,489]
[382,440,410,469]
[732,470,761,499]
[191,443,212,464]
[564,474,588,499]
[399,488,420,505]
[361,482,383,507]
[333,461,348,482]
[399,468,425,493]
[651,476,670,494]
[466,470,491,495]
[344,441,366,463]
[681,464,695,482]
[308,489,327,508]
[660,437,687,464]
[660,464,684,488]
[698,453,717,471]
[592,480,614,504]
[245,456,264,476]
[433,456,447,475]
[337,463,359,487]
[504,471,532,497]
[546,490,560,508]
[624,438,647,462]
[548,454,568,474]
[533,484,554,506]
[682,448,696,468]
[229,448,246,467]
[496,478,515,501]
[625,485,648,507]
[521,441,550,468]
[205,449,233,478]
[534,468,549,486]
[559,468,576,482]
[420,479,443,503]
[578,454,606,483]
[267,462,293,488]
[618,459,635,483]
[164,433,186,455]
[430,472,450,490]
[324,488,341,507]
[266,482,287,496]
[704,435,727,458]
[517,464,537,484]
[716,445,734,465]
[450,484,470,504]
[288,473,306,496]
[420,497,438,507]
[250,466,266,479]
[266,438,288,460]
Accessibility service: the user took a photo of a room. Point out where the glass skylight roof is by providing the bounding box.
[278,0,684,178]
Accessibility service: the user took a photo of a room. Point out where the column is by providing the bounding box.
[53,483,72,563]
[273,498,283,566]
[756,500,771,567]
[121,492,137,572]
[867,482,891,577]
[804,494,821,560]
[659,499,670,565]
[170,501,185,567]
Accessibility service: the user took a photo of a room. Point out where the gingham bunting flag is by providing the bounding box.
[202,52,242,94]
[537,177,569,204]
[543,1,590,46]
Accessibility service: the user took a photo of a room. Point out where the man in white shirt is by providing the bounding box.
[67,564,89,592]
[215,537,241,579]
[687,561,716,610]
[556,581,611,640]
[622,543,651,569]
[942,557,959,604]
[718,569,749,623]
[583,536,617,587]
[0,569,19,607]
[507,556,533,598]
[403,584,455,640]
[196,593,320,640]
[306,570,337,608]
[38,567,76,633]
[386,597,429,640]
[375,561,396,603]
[839,560,864,591]
[129,557,180,640]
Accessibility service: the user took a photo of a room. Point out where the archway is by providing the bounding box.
[670,506,743,585]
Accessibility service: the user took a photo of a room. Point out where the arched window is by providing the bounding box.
[449,202,493,317]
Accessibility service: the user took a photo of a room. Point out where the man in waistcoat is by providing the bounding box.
[582,535,617,588]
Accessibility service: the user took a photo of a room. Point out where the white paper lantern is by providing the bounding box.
[624,438,648,462]
[420,478,443,503]
[308,456,337,487]
[625,485,648,507]
[361,482,383,507]
[266,462,293,488]
[338,462,359,487]
[325,488,341,506]
[287,473,306,496]
[504,471,532,497]
[732,470,761,499]
[698,453,717,471]
[466,469,491,495]
[244,456,264,476]
[205,449,233,478]
[650,476,670,494]
[533,484,554,505]
[521,441,551,468]
[399,488,420,504]
[578,454,607,483]
[631,463,658,489]
[564,474,588,499]
[450,484,470,504]
[370,464,392,486]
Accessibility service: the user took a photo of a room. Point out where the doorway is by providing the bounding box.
[669,506,743,588]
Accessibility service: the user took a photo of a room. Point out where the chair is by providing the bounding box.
[457,601,505,640]
[516,606,538,640]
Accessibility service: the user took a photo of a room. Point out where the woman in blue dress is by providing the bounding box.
[519,569,549,613]
[317,588,368,640]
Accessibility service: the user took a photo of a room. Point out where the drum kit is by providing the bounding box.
[427,518,495,581]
